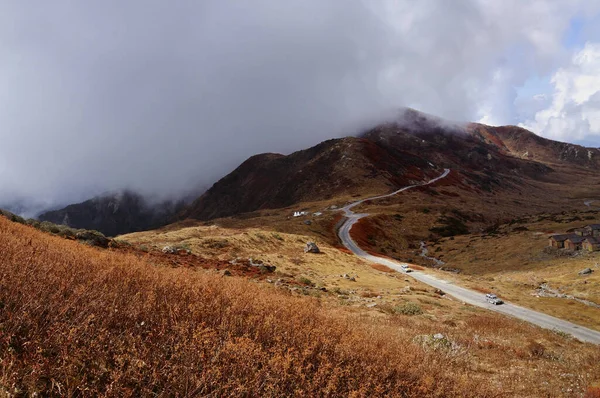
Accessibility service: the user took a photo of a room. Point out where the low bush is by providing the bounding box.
[394,302,423,315]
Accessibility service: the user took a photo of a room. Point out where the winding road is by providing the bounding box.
[338,169,600,344]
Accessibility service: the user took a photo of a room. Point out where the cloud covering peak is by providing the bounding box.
[0,0,597,211]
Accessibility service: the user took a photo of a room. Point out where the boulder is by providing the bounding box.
[579,268,593,275]
[304,241,320,253]
[162,246,177,254]
[258,265,277,273]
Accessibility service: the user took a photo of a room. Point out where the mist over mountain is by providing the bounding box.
[2,1,598,214]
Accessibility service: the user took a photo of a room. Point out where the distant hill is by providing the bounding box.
[38,191,187,237]
[469,123,600,168]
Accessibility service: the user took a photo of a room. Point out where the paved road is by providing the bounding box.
[338,169,600,344]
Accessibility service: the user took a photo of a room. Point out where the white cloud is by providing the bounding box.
[520,42,600,141]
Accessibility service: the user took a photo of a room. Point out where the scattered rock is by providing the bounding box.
[304,241,320,253]
[579,268,593,275]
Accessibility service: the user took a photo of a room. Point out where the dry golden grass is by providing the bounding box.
[122,224,422,295]
[3,216,600,396]
[428,210,600,330]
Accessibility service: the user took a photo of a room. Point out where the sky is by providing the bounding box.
[1,0,600,213]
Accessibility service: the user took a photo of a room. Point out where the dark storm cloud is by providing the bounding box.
[0,0,591,211]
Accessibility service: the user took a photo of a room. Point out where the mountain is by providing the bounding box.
[469,123,600,168]
[41,109,600,230]
[182,136,439,221]
[183,109,569,221]
[38,191,188,237]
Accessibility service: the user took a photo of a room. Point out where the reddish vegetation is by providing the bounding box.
[359,139,426,187]
[0,215,502,397]
[113,245,267,278]
[586,386,600,398]
[424,169,476,193]
[348,217,379,253]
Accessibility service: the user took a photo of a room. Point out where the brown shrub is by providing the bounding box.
[586,386,600,398]
[527,341,546,359]
[0,216,495,397]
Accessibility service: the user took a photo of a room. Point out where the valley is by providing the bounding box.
[3,112,600,396]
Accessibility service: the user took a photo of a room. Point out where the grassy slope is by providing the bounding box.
[1,215,506,397]
[427,209,600,330]
[118,218,600,396]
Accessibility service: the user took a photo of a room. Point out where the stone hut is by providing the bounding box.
[549,234,573,249]
[583,237,600,252]
[584,224,600,238]
[565,236,585,251]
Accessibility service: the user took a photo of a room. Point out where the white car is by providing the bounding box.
[485,293,503,305]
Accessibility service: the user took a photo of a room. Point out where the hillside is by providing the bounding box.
[183,112,570,222]
[470,124,600,168]
[38,191,187,237]
[182,137,437,221]
[2,212,600,396]
[40,110,599,235]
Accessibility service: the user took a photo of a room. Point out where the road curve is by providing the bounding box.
[338,169,600,344]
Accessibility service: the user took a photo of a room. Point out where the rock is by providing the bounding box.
[162,246,177,254]
[433,333,445,340]
[434,288,445,296]
[366,303,377,308]
[579,268,593,275]
[304,220,312,225]
[258,265,276,273]
[304,241,320,253]
[75,230,110,248]
[222,269,232,276]
[349,277,356,282]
